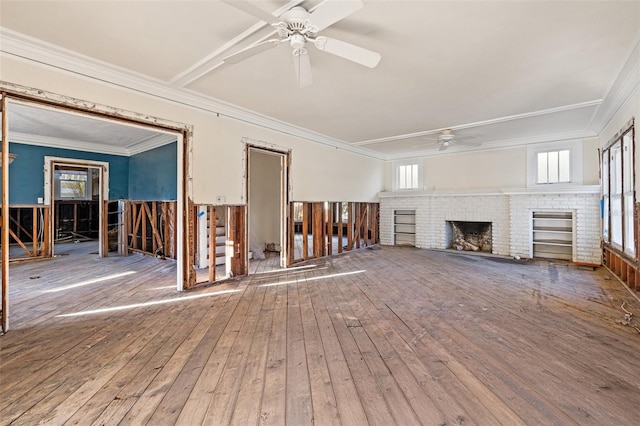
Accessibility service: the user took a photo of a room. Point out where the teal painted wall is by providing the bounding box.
[6,142,129,204]
[128,142,177,201]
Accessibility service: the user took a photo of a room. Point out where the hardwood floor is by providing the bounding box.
[2,243,640,425]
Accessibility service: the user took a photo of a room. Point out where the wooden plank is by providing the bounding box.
[362,203,369,246]
[131,203,140,250]
[151,201,158,254]
[287,202,295,266]
[337,203,343,254]
[327,202,334,256]
[5,243,640,424]
[208,206,216,283]
[173,283,255,425]
[302,203,309,260]
[313,202,324,258]
[285,280,313,424]
[8,211,34,242]
[43,206,51,257]
[1,93,9,332]
[354,202,361,249]
[8,228,33,257]
[297,274,341,424]
[162,202,169,258]
[199,284,265,424]
[259,277,288,425]
[347,202,354,250]
[102,201,109,257]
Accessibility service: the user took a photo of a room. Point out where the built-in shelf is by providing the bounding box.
[394,209,416,246]
[532,211,573,260]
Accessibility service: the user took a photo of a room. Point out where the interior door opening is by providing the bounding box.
[1,92,188,333]
[51,163,103,256]
[247,146,288,274]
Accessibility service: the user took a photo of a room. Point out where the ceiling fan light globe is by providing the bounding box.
[290,33,306,50]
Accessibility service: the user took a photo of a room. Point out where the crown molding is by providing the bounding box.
[7,131,176,157]
[7,132,129,156]
[590,35,640,133]
[383,129,596,161]
[355,100,601,147]
[127,133,177,155]
[0,27,384,160]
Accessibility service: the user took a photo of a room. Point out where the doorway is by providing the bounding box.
[247,146,288,274]
[47,160,106,257]
[1,91,188,333]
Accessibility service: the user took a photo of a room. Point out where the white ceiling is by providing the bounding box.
[0,0,638,159]
[7,102,175,156]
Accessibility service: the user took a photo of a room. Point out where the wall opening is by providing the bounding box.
[446,221,492,253]
[247,146,287,273]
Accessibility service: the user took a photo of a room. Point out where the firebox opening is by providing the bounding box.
[446,221,492,253]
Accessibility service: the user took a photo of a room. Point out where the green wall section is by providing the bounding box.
[5,141,176,204]
[129,142,177,201]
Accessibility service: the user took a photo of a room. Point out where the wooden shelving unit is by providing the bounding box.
[532,211,574,260]
[394,209,416,246]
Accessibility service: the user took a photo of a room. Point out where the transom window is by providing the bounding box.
[537,149,571,184]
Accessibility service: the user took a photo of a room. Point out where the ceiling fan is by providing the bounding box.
[222,0,381,87]
[424,129,480,151]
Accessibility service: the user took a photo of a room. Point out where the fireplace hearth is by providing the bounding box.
[446,221,492,253]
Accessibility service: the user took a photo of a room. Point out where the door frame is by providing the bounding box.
[0,84,192,332]
[45,157,109,257]
[246,144,291,271]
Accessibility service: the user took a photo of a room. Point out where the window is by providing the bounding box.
[602,123,635,256]
[397,163,419,190]
[54,170,91,200]
[536,149,571,184]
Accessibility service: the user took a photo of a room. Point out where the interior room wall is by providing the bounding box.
[421,147,527,190]
[382,137,600,192]
[129,142,177,201]
[1,56,385,205]
[249,150,280,255]
[5,142,129,204]
[205,116,384,204]
[582,137,600,185]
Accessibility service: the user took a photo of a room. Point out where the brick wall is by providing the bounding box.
[379,188,601,265]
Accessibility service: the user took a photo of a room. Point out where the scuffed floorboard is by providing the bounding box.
[1,244,639,425]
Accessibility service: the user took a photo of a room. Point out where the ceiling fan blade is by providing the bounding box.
[310,0,363,31]
[221,0,281,24]
[223,39,281,64]
[315,37,381,68]
[293,51,312,87]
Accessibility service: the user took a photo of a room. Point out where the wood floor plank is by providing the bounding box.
[259,275,292,425]
[297,273,341,425]
[3,244,640,425]
[284,280,313,425]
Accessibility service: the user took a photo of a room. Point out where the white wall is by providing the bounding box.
[422,147,527,190]
[249,150,280,251]
[384,138,600,192]
[0,56,384,205]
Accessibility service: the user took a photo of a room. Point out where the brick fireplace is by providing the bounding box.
[447,221,492,253]
[378,187,601,265]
